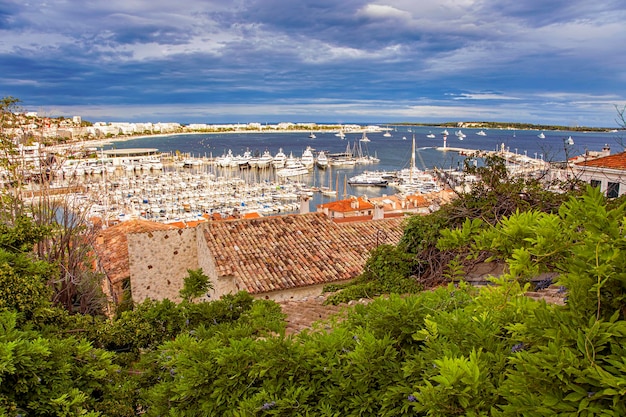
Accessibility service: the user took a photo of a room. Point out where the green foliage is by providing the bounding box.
[323,244,422,304]
[0,311,121,416]
[179,268,213,303]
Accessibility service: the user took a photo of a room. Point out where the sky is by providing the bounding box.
[1,0,625,127]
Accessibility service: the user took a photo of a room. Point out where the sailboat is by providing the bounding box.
[383,127,392,138]
[392,135,440,195]
[320,166,337,196]
[309,131,316,139]
[359,132,371,142]
[335,128,346,139]
[538,132,546,139]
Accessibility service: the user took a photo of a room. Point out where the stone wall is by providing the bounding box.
[196,225,238,300]
[128,227,198,303]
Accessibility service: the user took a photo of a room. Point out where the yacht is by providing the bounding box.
[538,132,546,139]
[348,171,388,187]
[359,132,371,142]
[426,131,436,139]
[383,130,392,138]
[455,130,466,140]
[316,150,329,169]
[271,148,287,168]
[300,146,315,170]
[309,131,316,139]
[476,130,487,136]
[441,129,449,136]
[566,136,574,145]
[277,153,309,178]
[255,149,273,169]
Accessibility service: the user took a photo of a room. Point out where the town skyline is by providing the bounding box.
[2,1,625,127]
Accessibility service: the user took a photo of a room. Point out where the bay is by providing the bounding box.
[102,125,623,210]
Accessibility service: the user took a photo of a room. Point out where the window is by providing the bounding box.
[607,182,619,198]
[590,179,601,189]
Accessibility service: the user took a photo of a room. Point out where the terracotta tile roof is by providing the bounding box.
[317,196,375,213]
[94,219,176,285]
[574,151,626,170]
[201,212,405,294]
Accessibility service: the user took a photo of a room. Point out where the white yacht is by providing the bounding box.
[538,132,546,139]
[271,148,287,168]
[359,132,371,142]
[476,130,487,136]
[316,150,329,169]
[426,132,436,139]
[348,171,388,187]
[300,146,315,170]
[255,149,273,169]
[277,153,309,178]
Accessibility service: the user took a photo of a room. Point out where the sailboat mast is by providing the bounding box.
[411,134,416,182]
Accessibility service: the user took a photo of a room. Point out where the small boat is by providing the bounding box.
[566,136,574,145]
[360,132,371,142]
[383,130,392,138]
[538,132,546,139]
[441,129,449,136]
[455,130,466,140]
[309,132,316,139]
[335,129,346,139]
[426,132,436,139]
[476,130,487,136]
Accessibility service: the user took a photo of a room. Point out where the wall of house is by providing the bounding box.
[196,226,238,299]
[252,281,351,302]
[574,167,626,197]
[127,228,198,303]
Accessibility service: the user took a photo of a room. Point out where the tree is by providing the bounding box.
[0,96,107,316]
[179,268,213,303]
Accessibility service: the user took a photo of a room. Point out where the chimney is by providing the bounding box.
[299,195,310,214]
[350,196,358,209]
[373,203,385,220]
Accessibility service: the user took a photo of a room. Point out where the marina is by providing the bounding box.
[7,125,623,224]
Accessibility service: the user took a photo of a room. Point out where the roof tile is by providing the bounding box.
[201,212,404,294]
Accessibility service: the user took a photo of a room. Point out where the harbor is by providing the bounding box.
[8,125,620,225]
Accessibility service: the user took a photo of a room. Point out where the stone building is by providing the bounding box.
[118,212,405,304]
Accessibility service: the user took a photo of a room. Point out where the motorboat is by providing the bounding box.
[316,150,329,169]
[538,132,546,139]
[300,146,315,170]
[347,171,388,187]
[271,148,287,168]
[426,132,436,138]
[476,130,487,136]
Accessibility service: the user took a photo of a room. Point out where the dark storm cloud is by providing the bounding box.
[0,0,624,125]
